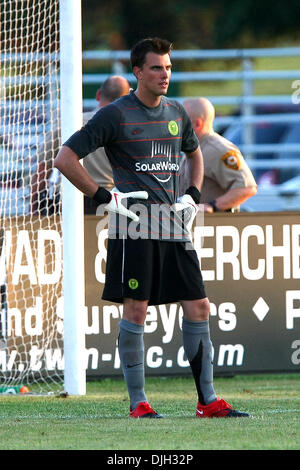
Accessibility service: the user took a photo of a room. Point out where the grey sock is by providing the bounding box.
[182,318,217,405]
[118,318,147,410]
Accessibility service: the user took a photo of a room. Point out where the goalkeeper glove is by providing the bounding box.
[174,186,201,234]
[93,186,148,222]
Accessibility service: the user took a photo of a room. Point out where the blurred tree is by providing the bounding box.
[81,0,300,50]
[211,0,300,47]
[120,0,181,47]
[81,0,125,49]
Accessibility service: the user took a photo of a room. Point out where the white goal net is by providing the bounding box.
[0,0,64,394]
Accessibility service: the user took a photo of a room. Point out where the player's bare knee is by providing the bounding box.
[123,298,148,325]
[182,298,210,322]
[195,298,210,321]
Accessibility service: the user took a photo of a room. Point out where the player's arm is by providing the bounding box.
[54,106,116,198]
[174,146,204,235]
[184,145,204,193]
[54,104,118,205]
[54,145,99,197]
[54,145,148,221]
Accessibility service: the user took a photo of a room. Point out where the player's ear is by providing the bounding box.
[133,66,142,80]
[96,89,101,102]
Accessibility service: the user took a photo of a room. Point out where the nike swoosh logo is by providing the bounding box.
[196,409,204,415]
[126,363,143,368]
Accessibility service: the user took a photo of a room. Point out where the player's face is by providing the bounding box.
[136,52,172,97]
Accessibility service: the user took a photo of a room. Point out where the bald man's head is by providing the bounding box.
[97,75,131,106]
[183,97,215,139]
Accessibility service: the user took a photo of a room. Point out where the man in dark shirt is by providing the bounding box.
[54,37,249,419]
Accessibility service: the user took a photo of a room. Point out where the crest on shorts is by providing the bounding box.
[221,150,241,171]
[128,278,139,289]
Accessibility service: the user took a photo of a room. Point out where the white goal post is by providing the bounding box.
[59,0,86,395]
[0,0,86,395]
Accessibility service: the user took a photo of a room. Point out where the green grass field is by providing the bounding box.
[0,373,299,451]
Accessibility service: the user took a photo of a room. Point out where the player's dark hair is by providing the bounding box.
[130,37,173,69]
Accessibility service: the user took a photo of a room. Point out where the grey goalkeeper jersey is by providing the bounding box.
[64,90,199,241]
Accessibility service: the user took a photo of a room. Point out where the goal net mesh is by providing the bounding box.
[0,0,64,394]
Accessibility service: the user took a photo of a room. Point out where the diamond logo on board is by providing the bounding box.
[252,297,270,321]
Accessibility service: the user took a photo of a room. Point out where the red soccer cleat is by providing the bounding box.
[130,401,163,419]
[196,397,250,418]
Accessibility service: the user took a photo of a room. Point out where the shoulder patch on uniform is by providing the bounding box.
[221,150,241,170]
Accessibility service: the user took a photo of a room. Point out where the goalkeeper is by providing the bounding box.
[54,37,249,419]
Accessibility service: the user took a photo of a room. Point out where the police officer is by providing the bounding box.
[180,97,257,212]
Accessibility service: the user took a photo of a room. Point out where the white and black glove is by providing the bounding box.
[174,186,201,234]
[93,186,148,222]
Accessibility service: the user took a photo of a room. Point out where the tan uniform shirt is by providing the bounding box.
[179,131,257,209]
[82,109,114,190]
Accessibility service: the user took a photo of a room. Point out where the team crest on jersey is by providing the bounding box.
[168,120,179,136]
[221,150,241,170]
